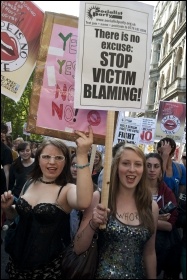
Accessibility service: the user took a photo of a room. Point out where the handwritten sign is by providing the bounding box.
[27,12,107,144]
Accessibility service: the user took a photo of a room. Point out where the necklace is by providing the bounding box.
[39,178,56,184]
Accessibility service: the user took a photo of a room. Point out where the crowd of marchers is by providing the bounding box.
[1,121,186,279]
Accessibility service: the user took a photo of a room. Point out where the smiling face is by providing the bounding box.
[118,149,144,190]
[19,144,32,161]
[94,152,101,165]
[39,144,66,181]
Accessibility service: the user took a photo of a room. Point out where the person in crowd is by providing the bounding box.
[176,158,186,280]
[92,150,103,185]
[1,123,13,194]
[157,137,186,199]
[68,146,76,156]
[4,134,19,161]
[12,137,24,152]
[70,152,83,240]
[1,123,13,242]
[181,151,186,167]
[145,152,180,278]
[97,141,125,190]
[30,142,40,158]
[9,141,35,198]
[74,144,158,279]
[177,182,186,280]
[1,126,93,279]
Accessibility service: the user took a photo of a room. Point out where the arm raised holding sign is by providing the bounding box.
[1,126,94,279]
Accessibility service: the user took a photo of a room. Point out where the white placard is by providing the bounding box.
[6,121,12,134]
[75,1,154,112]
[114,112,142,145]
[139,118,156,144]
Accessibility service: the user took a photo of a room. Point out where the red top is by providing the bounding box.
[156,181,178,227]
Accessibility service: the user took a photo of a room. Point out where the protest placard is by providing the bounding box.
[75,1,154,112]
[113,112,142,145]
[74,1,154,215]
[155,101,186,142]
[1,1,44,102]
[139,118,156,145]
[27,12,107,145]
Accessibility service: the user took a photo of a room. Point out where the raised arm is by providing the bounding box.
[67,126,94,209]
[157,140,172,173]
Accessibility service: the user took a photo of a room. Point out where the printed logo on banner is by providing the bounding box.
[160,115,180,134]
[155,101,186,141]
[86,6,123,20]
[1,21,28,72]
[1,1,44,102]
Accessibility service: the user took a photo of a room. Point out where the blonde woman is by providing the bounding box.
[74,144,158,279]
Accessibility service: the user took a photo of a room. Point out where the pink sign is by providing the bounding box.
[36,23,107,135]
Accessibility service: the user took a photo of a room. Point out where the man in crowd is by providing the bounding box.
[1,122,13,239]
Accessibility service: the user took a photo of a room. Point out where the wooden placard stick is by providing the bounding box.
[100,111,115,229]
[89,144,97,173]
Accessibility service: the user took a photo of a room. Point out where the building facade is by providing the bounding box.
[135,1,186,118]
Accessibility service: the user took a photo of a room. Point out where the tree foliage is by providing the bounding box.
[1,71,43,142]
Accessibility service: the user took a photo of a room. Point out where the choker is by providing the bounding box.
[39,178,56,184]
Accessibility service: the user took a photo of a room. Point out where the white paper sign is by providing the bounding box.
[114,112,142,145]
[75,1,154,112]
[6,121,12,134]
[138,118,156,144]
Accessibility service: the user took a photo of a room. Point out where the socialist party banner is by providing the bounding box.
[74,1,154,112]
[1,1,44,102]
[155,101,186,142]
[27,12,107,145]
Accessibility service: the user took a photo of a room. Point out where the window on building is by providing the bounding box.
[166,67,171,87]
[173,47,183,80]
[168,4,172,16]
[158,74,165,100]
[157,44,161,62]
[179,1,186,24]
[162,33,168,57]
[170,22,175,40]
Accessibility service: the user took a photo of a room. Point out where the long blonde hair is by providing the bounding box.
[108,144,155,234]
